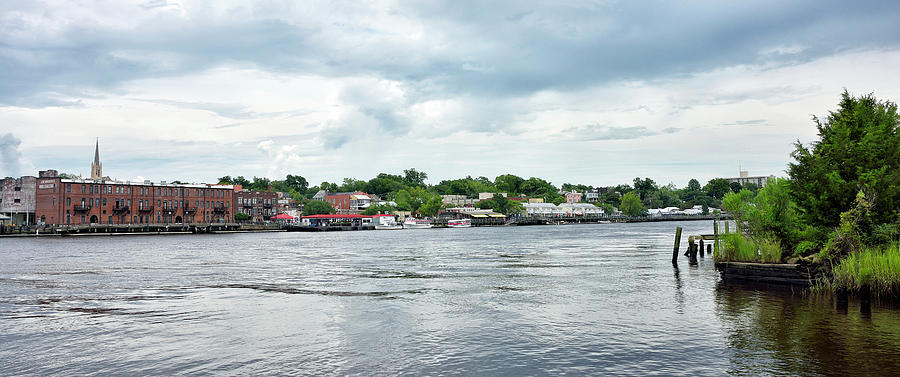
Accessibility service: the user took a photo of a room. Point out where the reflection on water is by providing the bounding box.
[715,280,900,376]
[1,222,900,375]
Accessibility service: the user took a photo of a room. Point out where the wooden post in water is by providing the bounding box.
[672,227,683,265]
[688,236,698,264]
[699,239,705,257]
[707,244,712,255]
[713,220,719,256]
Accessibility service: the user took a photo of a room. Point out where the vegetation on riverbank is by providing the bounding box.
[821,242,900,297]
[715,91,900,296]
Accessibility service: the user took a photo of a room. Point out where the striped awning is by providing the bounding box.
[488,214,506,218]
[471,214,489,218]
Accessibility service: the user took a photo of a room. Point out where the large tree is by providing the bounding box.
[619,191,646,217]
[285,174,309,193]
[789,91,900,229]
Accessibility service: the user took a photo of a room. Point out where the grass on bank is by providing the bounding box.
[827,242,900,297]
[714,233,783,263]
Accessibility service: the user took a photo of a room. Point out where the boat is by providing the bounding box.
[373,214,403,230]
[403,217,433,229]
[447,218,472,228]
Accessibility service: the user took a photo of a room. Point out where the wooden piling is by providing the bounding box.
[707,244,712,255]
[699,239,705,257]
[688,236,698,264]
[713,221,719,255]
[725,221,730,234]
[672,227,683,265]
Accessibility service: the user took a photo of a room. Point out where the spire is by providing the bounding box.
[91,138,102,180]
[93,138,100,165]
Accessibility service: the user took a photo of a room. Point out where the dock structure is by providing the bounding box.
[1,222,285,236]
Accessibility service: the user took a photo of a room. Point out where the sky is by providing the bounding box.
[2,0,900,188]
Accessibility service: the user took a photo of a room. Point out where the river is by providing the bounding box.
[2,221,900,376]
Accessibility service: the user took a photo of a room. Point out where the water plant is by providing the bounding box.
[828,242,900,297]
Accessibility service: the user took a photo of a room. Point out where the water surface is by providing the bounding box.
[2,222,899,375]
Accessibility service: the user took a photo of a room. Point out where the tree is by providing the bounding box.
[362,203,396,215]
[319,181,340,193]
[418,195,444,217]
[619,191,646,217]
[403,168,428,187]
[729,181,743,194]
[233,176,251,187]
[218,176,233,184]
[494,174,524,195]
[234,213,250,222]
[633,177,658,200]
[285,174,309,193]
[687,178,701,192]
[520,177,556,198]
[477,194,524,215]
[395,187,439,214]
[303,200,335,215]
[704,178,732,200]
[789,90,900,230]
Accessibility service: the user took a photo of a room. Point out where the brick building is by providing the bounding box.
[235,188,278,222]
[324,191,372,214]
[35,170,236,225]
[0,175,37,225]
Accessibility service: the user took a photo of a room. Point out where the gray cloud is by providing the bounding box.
[134,98,312,120]
[568,124,683,141]
[721,119,768,126]
[1,0,898,109]
[0,133,25,176]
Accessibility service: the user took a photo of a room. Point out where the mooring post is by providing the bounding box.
[713,220,719,255]
[699,239,705,257]
[707,244,712,255]
[688,235,698,264]
[672,227,683,265]
[836,287,849,314]
[860,284,872,317]
[725,221,730,234]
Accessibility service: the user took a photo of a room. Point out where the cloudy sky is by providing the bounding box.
[2,0,899,188]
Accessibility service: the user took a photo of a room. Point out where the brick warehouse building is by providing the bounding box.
[235,187,279,222]
[35,170,236,225]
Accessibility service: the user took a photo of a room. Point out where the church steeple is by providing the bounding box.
[91,139,102,180]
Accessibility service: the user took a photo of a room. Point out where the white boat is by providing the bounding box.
[447,218,472,228]
[373,215,403,230]
[403,218,433,229]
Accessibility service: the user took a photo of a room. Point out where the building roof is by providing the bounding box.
[302,214,370,219]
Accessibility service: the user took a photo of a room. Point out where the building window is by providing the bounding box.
[81,185,85,193]
[66,197,71,206]
[67,184,71,193]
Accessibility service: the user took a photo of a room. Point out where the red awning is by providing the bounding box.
[272,213,295,220]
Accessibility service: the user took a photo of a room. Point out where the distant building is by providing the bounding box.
[35,144,235,225]
[564,191,583,204]
[441,194,477,207]
[725,171,776,188]
[325,191,372,214]
[236,189,279,222]
[478,192,507,200]
[584,190,600,202]
[0,175,37,225]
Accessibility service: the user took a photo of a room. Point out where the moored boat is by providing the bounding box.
[447,218,472,228]
[403,218,433,229]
